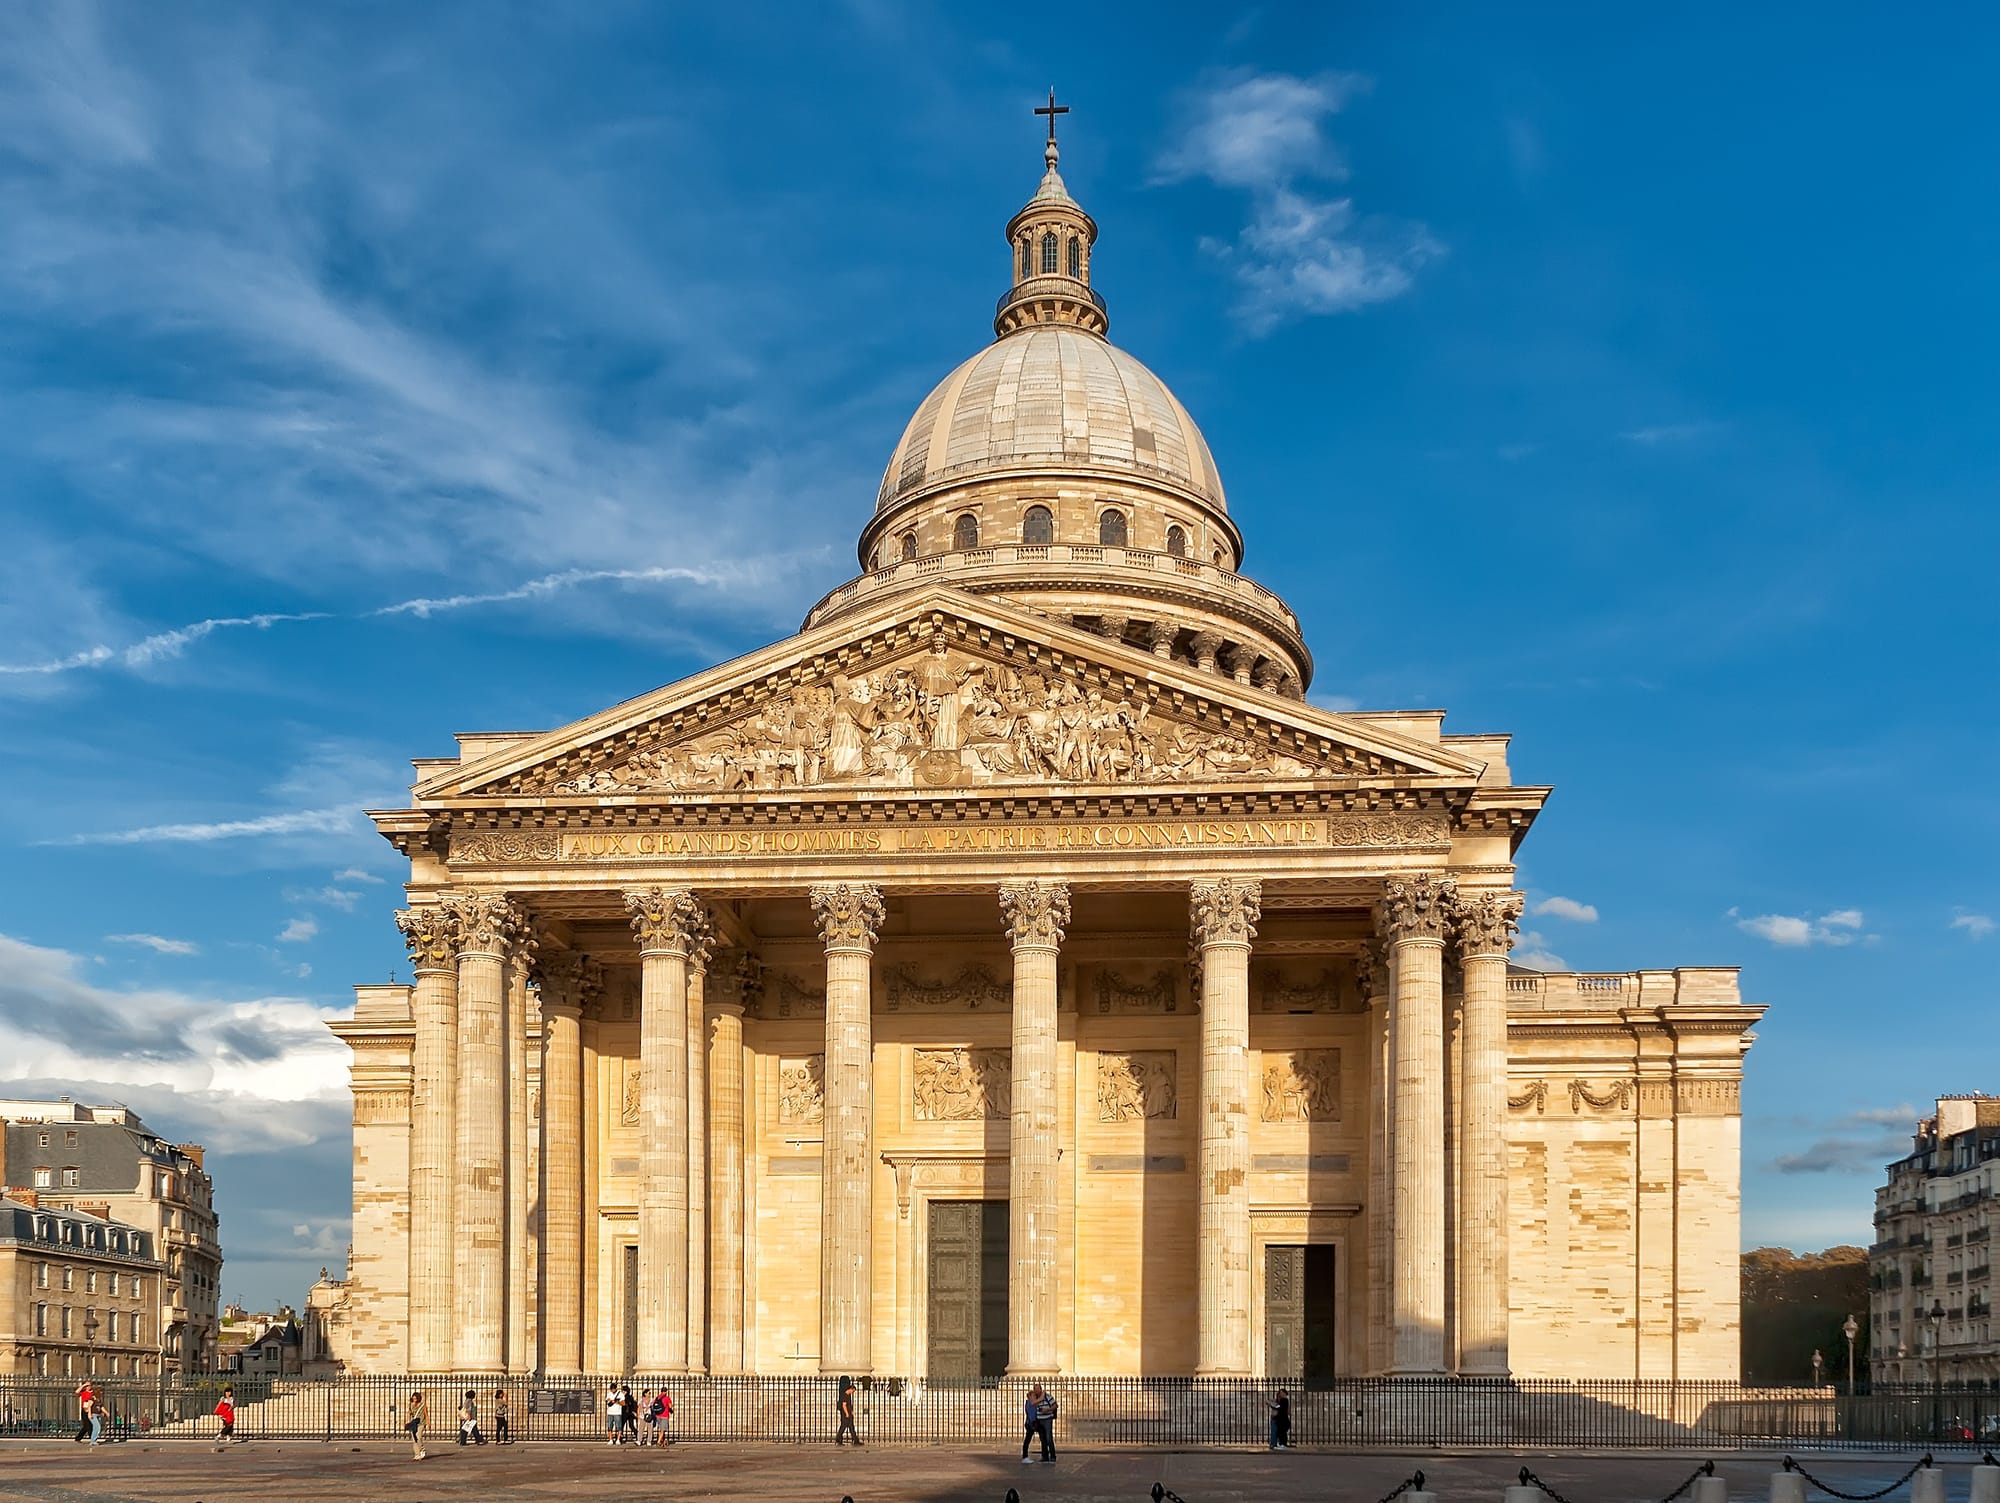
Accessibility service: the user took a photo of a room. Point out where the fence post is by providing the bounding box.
[1910,1463,1944,1503]
[1770,1470,1806,1503]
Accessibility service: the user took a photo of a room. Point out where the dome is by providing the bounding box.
[875,327,1228,516]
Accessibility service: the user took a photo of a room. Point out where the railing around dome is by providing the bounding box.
[802,543,1300,635]
[997,277,1108,319]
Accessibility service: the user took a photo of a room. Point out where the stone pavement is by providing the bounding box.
[0,1440,1956,1503]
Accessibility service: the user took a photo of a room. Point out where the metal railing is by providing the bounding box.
[5,1375,2000,1449]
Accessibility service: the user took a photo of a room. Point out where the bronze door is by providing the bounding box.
[1265,1243,1337,1381]
[927,1199,1008,1379]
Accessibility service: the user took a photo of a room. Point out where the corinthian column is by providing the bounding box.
[706,956,755,1372]
[446,892,522,1373]
[1452,889,1523,1377]
[1191,877,1260,1376]
[396,904,460,1372]
[505,935,537,1373]
[810,882,884,1374]
[537,950,600,1374]
[1000,879,1069,1374]
[1381,872,1455,1377]
[686,960,708,1371]
[626,887,711,1373]
[1358,941,1392,1376]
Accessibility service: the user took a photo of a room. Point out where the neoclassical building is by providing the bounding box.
[329,121,1762,1383]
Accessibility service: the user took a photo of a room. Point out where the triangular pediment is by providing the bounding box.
[417,589,1487,804]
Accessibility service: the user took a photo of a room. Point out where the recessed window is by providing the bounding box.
[1213,548,1226,568]
[33,1167,50,1188]
[1098,509,1127,547]
[65,1130,78,1148]
[34,1304,47,1337]
[1165,524,1188,558]
[1041,231,1058,275]
[1022,505,1055,545]
[37,1131,49,1148]
[62,1168,79,1188]
[1018,239,1030,281]
[900,531,918,561]
[953,512,980,550]
[107,1311,119,1342]
[1068,236,1081,278]
[62,1267,73,1291]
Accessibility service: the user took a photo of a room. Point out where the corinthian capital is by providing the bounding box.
[1354,939,1388,1002]
[1377,873,1456,945]
[810,883,885,951]
[441,893,524,956]
[1452,891,1524,959]
[624,886,713,962]
[539,950,604,1015]
[1190,878,1262,948]
[394,905,460,972]
[999,880,1071,949]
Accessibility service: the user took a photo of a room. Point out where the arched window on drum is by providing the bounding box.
[1022,505,1055,546]
[1041,231,1059,275]
[953,512,980,551]
[1018,238,1031,282]
[900,531,919,561]
[1165,523,1188,558]
[1068,236,1082,278]
[1098,508,1127,547]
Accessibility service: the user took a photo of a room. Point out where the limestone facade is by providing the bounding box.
[327,119,1762,1382]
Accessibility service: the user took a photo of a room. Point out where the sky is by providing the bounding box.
[0,4,1994,1311]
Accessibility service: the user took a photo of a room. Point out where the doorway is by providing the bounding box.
[1264,1243,1337,1381]
[927,1199,1008,1380]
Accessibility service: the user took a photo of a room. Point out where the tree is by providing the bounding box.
[1741,1246,1872,1386]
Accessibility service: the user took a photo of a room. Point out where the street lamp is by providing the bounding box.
[1926,1298,1946,1440]
[1842,1313,1859,1396]
[1812,1348,1824,1387]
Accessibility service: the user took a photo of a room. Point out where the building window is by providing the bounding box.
[60,1306,72,1338]
[109,1271,120,1295]
[62,1168,79,1188]
[1165,524,1188,558]
[107,1311,119,1343]
[37,1131,49,1148]
[62,1267,74,1291]
[1022,505,1055,545]
[1018,238,1030,281]
[133,1278,145,1303]
[1068,236,1081,278]
[1099,509,1127,547]
[33,1167,51,1188]
[953,512,979,550]
[34,1303,47,1336]
[1213,547,1226,568]
[86,1270,98,1294]
[900,531,918,561]
[132,1313,143,1344]
[34,1261,48,1288]
[65,1130,78,1148]
[1041,231,1058,274]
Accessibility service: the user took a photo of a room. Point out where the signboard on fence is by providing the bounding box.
[527,1388,594,1416]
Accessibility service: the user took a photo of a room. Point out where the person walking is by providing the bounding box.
[457,1389,484,1446]
[833,1374,861,1447]
[647,1388,671,1445]
[210,1387,235,1450]
[620,1382,640,1444]
[1032,1385,1057,1464]
[405,1389,428,1461]
[73,1380,94,1444]
[1266,1387,1292,1450]
[492,1388,510,1445]
[1019,1385,1042,1464]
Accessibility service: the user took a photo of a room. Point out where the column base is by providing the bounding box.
[1193,1366,1252,1378]
[1386,1366,1449,1379]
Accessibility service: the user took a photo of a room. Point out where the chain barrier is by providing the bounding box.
[1378,1470,1429,1503]
[1519,1466,1581,1503]
[1783,1454,1934,1501]
[1150,1486,1188,1503]
[1659,1459,1719,1503]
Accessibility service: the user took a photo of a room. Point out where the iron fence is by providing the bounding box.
[4,1374,2000,1450]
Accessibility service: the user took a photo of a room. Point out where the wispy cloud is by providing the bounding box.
[332,868,384,885]
[1732,906,1873,948]
[1951,911,1995,940]
[106,933,200,956]
[46,805,364,847]
[1155,69,1439,334]
[1771,1106,1917,1175]
[276,916,318,945]
[1620,421,1724,447]
[1533,895,1599,924]
[1512,930,1568,971]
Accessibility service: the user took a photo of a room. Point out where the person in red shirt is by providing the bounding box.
[73,1382,94,1445]
[213,1387,236,1449]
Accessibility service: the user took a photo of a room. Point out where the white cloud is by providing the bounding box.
[277,916,318,945]
[106,932,199,956]
[45,804,365,846]
[1951,912,1995,940]
[1620,421,1723,447]
[1308,691,1361,713]
[332,868,385,885]
[1733,908,1871,947]
[1156,70,1439,334]
[1533,896,1599,924]
[1512,930,1569,971]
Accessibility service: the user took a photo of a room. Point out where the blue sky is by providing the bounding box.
[1,5,1994,1310]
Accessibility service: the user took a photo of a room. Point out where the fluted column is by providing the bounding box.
[537,950,600,1373]
[811,882,884,1374]
[396,904,460,1372]
[685,960,708,1371]
[505,936,536,1373]
[1359,941,1392,1376]
[706,956,754,1372]
[626,887,711,1373]
[1452,890,1523,1377]
[1000,879,1069,1374]
[447,893,522,1372]
[1382,873,1455,1377]
[1192,877,1260,1375]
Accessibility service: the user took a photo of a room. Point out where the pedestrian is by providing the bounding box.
[834,1374,861,1446]
[1019,1385,1042,1464]
[647,1388,671,1445]
[604,1385,624,1445]
[1,1395,14,1432]
[1266,1387,1291,1450]
[458,1388,484,1446]
[620,1382,640,1444]
[405,1389,428,1461]
[212,1387,235,1450]
[73,1379,94,1444]
[639,1389,657,1445]
[90,1395,108,1446]
[492,1387,510,1444]
[1033,1385,1057,1464]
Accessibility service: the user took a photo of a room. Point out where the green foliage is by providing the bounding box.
[1741,1245,1871,1386]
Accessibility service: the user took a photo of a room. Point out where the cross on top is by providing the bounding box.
[1034,87,1068,146]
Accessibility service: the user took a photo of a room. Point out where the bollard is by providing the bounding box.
[1910,1466,1945,1503]
[1407,1491,1436,1503]
[1770,1471,1806,1503]
[1692,1476,1728,1503]
[1972,1465,2000,1503]
[1507,1486,1542,1503]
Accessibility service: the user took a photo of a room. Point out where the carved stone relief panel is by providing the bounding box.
[619,1059,642,1126]
[1091,967,1179,1015]
[1252,963,1347,1014]
[778,1056,825,1125]
[1096,1051,1177,1121]
[1260,1049,1342,1123]
[754,971,827,1019]
[913,1048,1011,1121]
[883,963,1008,1012]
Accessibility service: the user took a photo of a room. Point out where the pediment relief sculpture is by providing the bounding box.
[913,1047,1011,1120]
[532,645,1332,797]
[883,962,1009,1012]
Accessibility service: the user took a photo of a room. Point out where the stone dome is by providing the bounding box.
[875,327,1229,517]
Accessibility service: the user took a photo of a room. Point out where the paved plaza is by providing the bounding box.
[0,1442,1963,1503]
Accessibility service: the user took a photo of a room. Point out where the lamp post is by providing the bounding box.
[1842,1313,1858,1395]
[1926,1298,1945,1441]
[1811,1348,1824,1387]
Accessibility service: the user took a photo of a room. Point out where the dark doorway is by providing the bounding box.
[622,1243,639,1372]
[927,1199,1008,1379]
[1265,1243,1337,1382]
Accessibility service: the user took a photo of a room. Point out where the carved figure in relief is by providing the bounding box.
[1097,1051,1177,1121]
[620,1061,642,1126]
[778,1057,825,1124]
[913,1048,1010,1120]
[1094,968,1178,1014]
[1260,1050,1341,1123]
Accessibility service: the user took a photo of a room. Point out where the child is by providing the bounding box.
[213,1387,236,1450]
